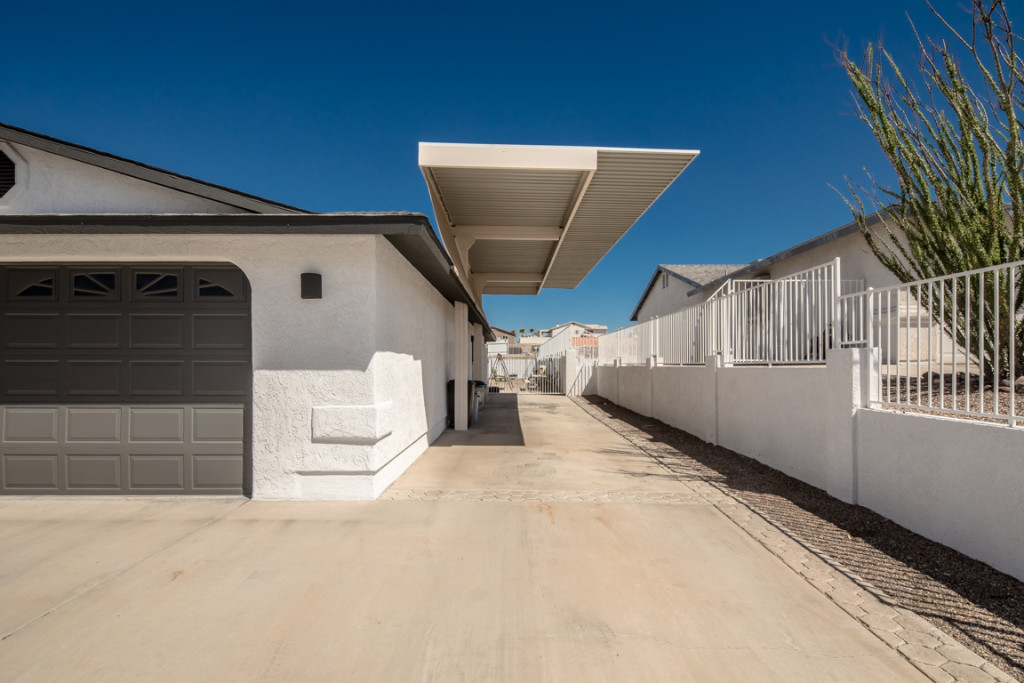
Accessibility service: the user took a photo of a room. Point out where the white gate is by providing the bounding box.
[567,346,600,396]
[487,354,564,394]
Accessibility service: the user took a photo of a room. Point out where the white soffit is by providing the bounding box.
[419,142,698,300]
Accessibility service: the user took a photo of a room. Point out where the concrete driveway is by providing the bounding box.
[0,394,927,682]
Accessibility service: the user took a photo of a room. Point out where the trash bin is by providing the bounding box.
[446,379,476,428]
[472,381,487,422]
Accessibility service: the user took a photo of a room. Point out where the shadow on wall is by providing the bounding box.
[574,395,1024,679]
[432,393,526,447]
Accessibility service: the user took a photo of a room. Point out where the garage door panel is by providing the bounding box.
[193,455,243,489]
[193,268,247,303]
[66,455,121,489]
[193,361,248,397]
[129,408,184,443]
[131,269,183,303]
[6,268,58,302]
[5,361,60,397]
[129,454,185,489]
[3,454,59,489]
[66,408,121,442]
[130,361,185,397]
[1,264,250,496]
[3,313,60,348]
[67,314,121,348]
[130,314,185,349]
[70,269,120,301]
[67,361,122,397]
[193,314,249,349]
[3,407,58,442]
[193,407,244,442]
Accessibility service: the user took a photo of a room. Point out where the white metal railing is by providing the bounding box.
[601,260,844,366]
[839,259,1022,427]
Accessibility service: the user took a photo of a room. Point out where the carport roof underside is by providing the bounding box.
[419,143,698,300]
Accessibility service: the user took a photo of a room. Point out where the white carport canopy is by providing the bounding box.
[419,143,698,301]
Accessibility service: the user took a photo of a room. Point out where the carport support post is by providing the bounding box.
[472,323,485,405]
[454,301,469,431]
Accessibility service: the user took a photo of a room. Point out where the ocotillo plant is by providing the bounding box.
[838,0,1024,380]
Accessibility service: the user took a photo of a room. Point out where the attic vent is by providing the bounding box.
[0,151,14,197]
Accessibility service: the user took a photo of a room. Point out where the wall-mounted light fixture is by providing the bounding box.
[301,272,322,299]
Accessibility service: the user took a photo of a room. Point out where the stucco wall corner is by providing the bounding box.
[311,402,393,444]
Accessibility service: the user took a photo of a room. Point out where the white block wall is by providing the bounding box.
[596,352,1024,581]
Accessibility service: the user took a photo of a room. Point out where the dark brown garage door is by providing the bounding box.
[0,264,251,495]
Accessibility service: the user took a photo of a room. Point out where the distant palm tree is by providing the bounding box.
[518,328,525,341]
[529,328,535,336]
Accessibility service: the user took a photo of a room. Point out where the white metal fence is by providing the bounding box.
[598,256,1022,427]
[839,259,1022,427]
[601,260,853,366]
[487,354,564,394]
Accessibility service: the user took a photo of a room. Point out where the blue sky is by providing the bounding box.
[2,0,1007,333]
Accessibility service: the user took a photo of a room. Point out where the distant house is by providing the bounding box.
[510,335,546,356]
[631,265,744,323]
[539,321,608,338]
[631,213,902,323]
[486,326,515,355]
[627,214,936,364]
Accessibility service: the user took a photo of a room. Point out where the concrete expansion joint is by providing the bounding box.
[380,489,709,504]
[568,398,1015,683]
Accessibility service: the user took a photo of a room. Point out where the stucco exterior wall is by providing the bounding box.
[715,366,829,489]
[367,236,454,497]
[0,142,242,214]
[760,231,894,286]
[684,231,900,310]
[857,410,1024,580]
[650,365,716,443]
[636,274,694,323]
[0,232,456,500]
[617,365,653,417]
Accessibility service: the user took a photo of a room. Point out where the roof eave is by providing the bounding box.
[0,212,492,337]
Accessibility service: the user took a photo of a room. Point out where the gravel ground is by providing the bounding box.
[881,373,1024,424]
[572,395,1024,681]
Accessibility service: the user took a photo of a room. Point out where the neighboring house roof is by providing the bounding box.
[490,327,515,339]
[0,212,492,338]
[0,121,308,215]
[630,264,744,321]
[661,265,746,288]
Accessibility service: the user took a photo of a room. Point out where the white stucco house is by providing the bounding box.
[0,125,698,500]
[631,265,744,323]
[538,321,608,338]
[631,214,902,322]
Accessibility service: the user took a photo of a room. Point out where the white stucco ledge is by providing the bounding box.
[311,402,393,444]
